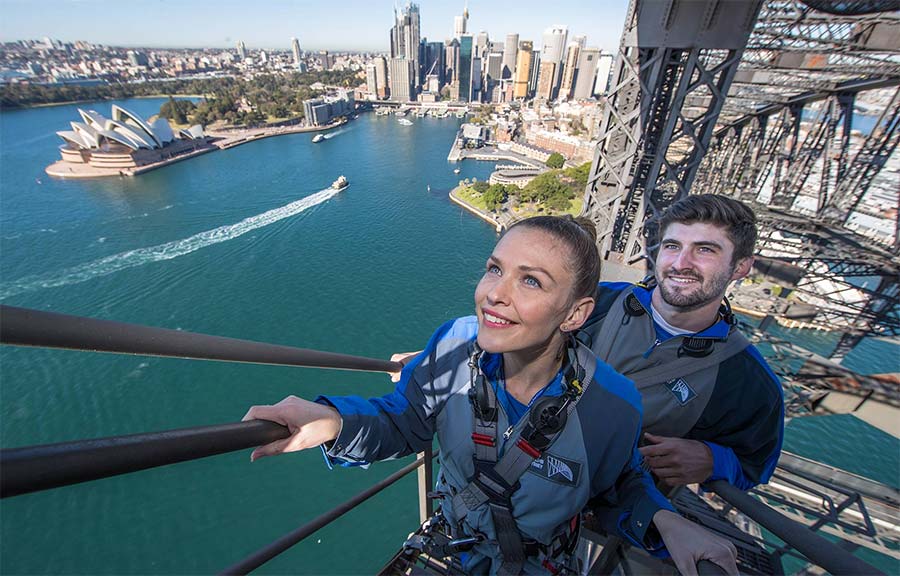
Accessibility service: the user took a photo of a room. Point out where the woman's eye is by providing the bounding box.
[487,264,501,275]
[524,276,542,288]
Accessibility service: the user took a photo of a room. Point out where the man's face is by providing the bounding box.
[654,222,745,312]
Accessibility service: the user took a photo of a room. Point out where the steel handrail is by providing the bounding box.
[0,420,290,498]
[709,480,885,575]
[0,305,403,373]
[220,449,436,575]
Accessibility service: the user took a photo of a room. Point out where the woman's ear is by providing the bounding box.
[561,297,595,332]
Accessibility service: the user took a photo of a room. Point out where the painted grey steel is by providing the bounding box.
[0,305,403,373]
[0,420,290,498]
[709,480,886,575]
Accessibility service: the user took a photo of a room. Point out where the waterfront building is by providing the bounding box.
[303,91,354,125]
[391,2,421,87]
[559,42,581,100]
[513,41,533,99]
[573,47,600,100]
[502,33,519,79]
[389,57,415,102]
[236,40,247,61]
[594,52,614,95]
[540,25,568,99]
[291,37,301,64]
[536,61,557,100]
[53,105,205,171]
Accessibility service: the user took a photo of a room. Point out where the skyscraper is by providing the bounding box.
[559,41,581,101]
[457,34,474,102]
[513,40,533,99]
[528,50,542,96]
[573,47,600,100]
[236,40,247,60]
[389,57,415,102]
[536,61,557,100]
[421,40,445,87]
[291,37,301,64]
[374,56,389,99]
[594,52,614,95]
[540,25,568,99]
[445,38,460,87]
[390,3,421,89]
[453,1,468,37]
[502,33,519,79]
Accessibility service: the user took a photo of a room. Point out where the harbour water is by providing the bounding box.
[1,99,897,574]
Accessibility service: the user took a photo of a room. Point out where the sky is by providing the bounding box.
[0,0,630,53]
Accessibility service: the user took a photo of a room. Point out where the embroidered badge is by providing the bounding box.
[666,378,697,405]
[528,453,581,486]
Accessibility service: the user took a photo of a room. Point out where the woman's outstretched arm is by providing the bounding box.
[242,395,342,461]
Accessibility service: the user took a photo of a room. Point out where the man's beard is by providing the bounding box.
[656,265,734,312]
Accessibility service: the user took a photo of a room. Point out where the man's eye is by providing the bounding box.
[524,276,542,288]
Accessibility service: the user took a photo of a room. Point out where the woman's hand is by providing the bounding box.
[242,395,343,462]
[652,509,738,576]
[388,350,422,382]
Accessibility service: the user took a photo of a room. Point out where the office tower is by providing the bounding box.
[445,38,459,86]
[513,40,533,98]
[540,25,568,99]
[237,40,247,60]
[594,52,614,95]
[291,38,301,64]
[423,40,445,86]
[476,31,489,60]
[572,34,587,49]
[390,3,421,90]
[536,61,557,100]
[259,50,268,64]
[366,61,378,95]
[528,50,541,95]
[457,34,474,102]
[502,33,519,79]
[389,57,415,102]
[453,2,469,37]
[559,42,581,100]
[486,51,503,81]
[573,47,600,99]
[373,56,389,98]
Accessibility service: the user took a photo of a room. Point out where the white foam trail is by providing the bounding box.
[1,187,339,300]
[324,127,351,139]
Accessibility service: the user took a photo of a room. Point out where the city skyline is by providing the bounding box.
[0,0,629,53]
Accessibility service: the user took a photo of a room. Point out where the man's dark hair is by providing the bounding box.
[657,194,758,262]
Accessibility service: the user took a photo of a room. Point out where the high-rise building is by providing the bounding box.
[389,57,415,102]
[536,61,557,100]
[559,42,581,100]
[421,40,445,86]
[594,53,614,95]
[502,33,519,79]
[291,38,301,64]
[528,51,542,96]
[457,34,474,102]
[572,34,587,49]
[573,47,600,100]
[513,40,533,99]
[453,2,469,37]
[373,56,389,98]
[540,25,568,99]
[236,40,247,60]
[390,2,421,89]
[476,31,489,60]
[445,38,460,86]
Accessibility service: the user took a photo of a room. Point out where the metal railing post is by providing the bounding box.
[417,445,434,524]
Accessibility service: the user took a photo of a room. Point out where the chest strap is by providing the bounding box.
[451,342,593,575]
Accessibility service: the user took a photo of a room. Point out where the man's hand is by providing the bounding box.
[388,350,423,382]
[242,395,342,462]
[653,509,738,576]
[639,433,714,486]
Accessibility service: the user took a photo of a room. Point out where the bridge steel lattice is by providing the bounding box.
[586,0,900,362]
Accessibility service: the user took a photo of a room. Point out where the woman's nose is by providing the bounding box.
[487,277,510,304]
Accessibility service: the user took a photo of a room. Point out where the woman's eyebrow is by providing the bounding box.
[519,265,556,282]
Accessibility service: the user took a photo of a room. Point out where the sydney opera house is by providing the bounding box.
[54,105,208,172]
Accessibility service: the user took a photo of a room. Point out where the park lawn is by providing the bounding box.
[456,186,488,211]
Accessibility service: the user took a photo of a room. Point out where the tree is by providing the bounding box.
[546,152,565,169]
[472,181,489,194]
[484,184,508,211]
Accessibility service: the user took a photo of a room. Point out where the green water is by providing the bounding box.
[1,100,897,574]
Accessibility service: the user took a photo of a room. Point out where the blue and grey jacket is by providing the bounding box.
[318,316,674,573]
[581,282,784,490]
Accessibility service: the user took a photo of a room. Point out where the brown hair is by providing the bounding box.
[656,194,758,262]
[506,215,600,300]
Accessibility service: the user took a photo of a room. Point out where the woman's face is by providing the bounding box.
[474,226,588,355]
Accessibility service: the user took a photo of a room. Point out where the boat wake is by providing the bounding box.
[0,187,340,300]
[325,127,351,139]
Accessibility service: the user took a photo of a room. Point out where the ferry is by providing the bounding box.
[398,118,413,126]
[312,134,325,143]
[331,175,349,190]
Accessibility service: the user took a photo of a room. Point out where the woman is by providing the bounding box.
[243,216,737,575]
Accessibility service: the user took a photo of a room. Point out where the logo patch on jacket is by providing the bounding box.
[528,453,581,486]
[666,378,697,405]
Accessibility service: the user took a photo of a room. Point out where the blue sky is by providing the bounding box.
[0,0,629,53]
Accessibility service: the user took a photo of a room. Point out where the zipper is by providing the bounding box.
[643,338,662,359]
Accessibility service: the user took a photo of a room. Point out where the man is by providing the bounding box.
[579,194,783,490]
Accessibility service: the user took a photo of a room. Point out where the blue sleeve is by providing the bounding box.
[703,441,758,491]
[316,318,474,467]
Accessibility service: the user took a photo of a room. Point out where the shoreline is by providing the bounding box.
[7,93,206,110]
[449,187,505,232]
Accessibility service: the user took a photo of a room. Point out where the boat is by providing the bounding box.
[453,168,461,174]
[312,134,325,143]
[331,175,349,190]
[398,118,413,126]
